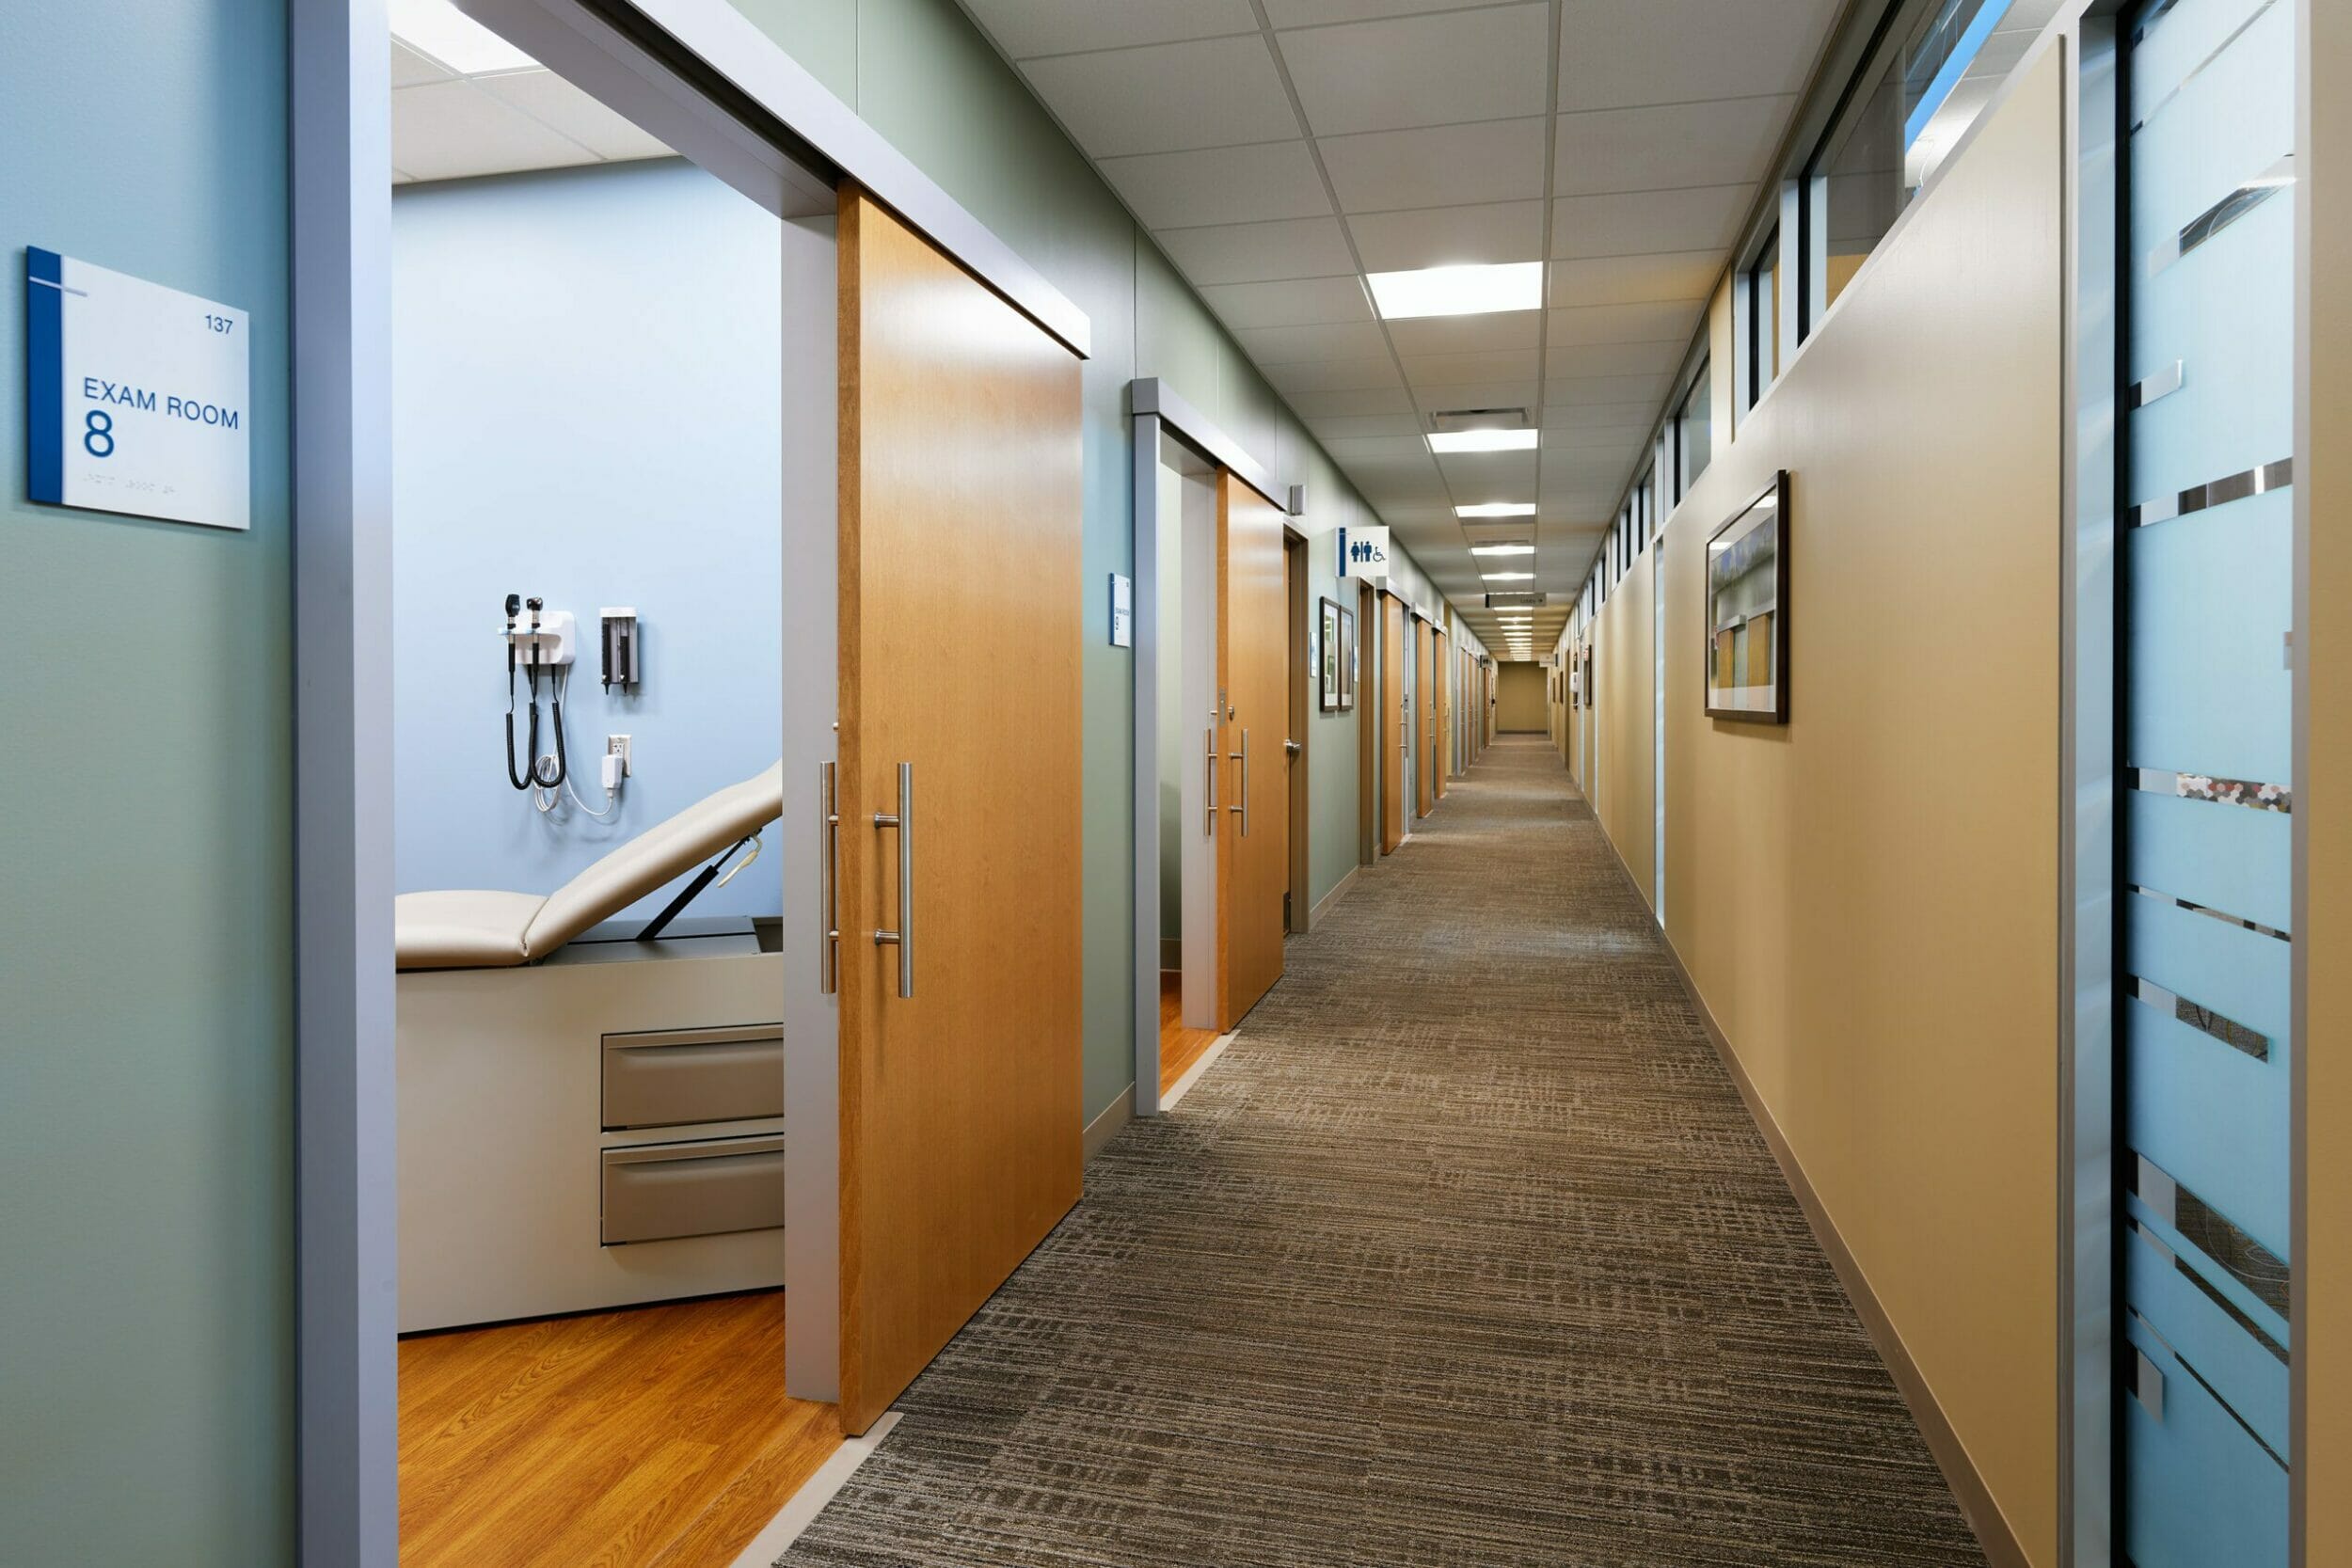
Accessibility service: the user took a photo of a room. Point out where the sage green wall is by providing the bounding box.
[0,4,294,1564]
[731,0,1458,1111]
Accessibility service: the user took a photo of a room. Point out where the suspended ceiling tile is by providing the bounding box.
[962,0,1262,58]
[1541,425,1649,452]
[1438,449,1538,489]
[1279,3,1549,137]
[1345,200,1546,271]
[1022,35,1298,157]
[1155,215,1359,285]
[1546,299,1703,346]
[1235,319,1393,363]
[1546,249,1723,308]
[475,71,674,162]
[1545,371,1673,404]
[392,40,450,86]
[1320,118,1548,214]
[1385,309,1541,357]
[1283,386,1418,418]
[1263,356,1406,393]
[1305,412,1427,440]
[1543,339,1687,379]
[1552,95,1795,198]
[1321,434,1435,463]
[1401,349,1544,387]
[1549,182,1751,258]
[1263,0,1504,28]
[1558,0,1838,112]
[1542,400,1658,430]
[1198,275,1375,329]
[1099,140,1331,229]
[390,81,596,182]
[1408,378,1539,414]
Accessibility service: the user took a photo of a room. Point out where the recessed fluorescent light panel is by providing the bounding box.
[1457,502,1537,517]
[1367,262,1542,320]
[391,0,538,72]
[1428,429,1538,453]
[1483,572,1534,581]
[1470,544,1535,556]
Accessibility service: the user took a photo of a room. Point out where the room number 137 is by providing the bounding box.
[203,313,234,334]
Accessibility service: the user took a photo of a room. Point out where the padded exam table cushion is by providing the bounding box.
[394,762,785,971]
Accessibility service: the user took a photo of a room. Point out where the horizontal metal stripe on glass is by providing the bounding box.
[2133,0,2280,128]
[2127,457,2293,527]
[2133,1154,2291,1323]
[2129,975,2270,1060]
[2129,767,2292,812]
[2127,359,2186,408]
[2143,155,2296,274]
[2130,883,2289,942]
[2131,1220,2289,1364]
[2128,1308,2287,1465]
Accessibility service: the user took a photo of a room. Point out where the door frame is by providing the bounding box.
[290,2,1093,1556]
[1128,377,1297,1119]
[1284,529,1311,931]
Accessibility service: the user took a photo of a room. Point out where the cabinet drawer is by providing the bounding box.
[600,1134,786,1245]
[601,1023,783,1131]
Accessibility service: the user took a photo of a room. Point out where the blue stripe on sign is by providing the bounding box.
[26,247,65,504]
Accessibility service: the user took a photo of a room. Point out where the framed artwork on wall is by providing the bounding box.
[1318,596,1343,711]
[1336,606,1357,710]
[1704,470,1790,723]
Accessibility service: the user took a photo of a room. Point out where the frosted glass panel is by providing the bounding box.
[2124,789,2292,931]
[2124,1225,2288,1454]
[2126,1007,2289,1258]
[2128,199,2293,500]
[2127,894,2290,1045]
[2121,1318,2287,1568]
[2126,487,2293,782]
[2130,0,2273,122]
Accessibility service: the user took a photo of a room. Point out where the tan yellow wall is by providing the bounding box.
[1494,662,1549,732]
[1585,50,2066,1564]
[2301,0,2350,1554]
[1594,560,1657,911]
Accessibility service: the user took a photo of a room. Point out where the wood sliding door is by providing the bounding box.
[836,187,1082,1435]
[1217,472,1287,1029]
[1414,618,1435,818]
[1380,594,1405,853]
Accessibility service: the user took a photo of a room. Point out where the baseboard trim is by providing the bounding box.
[1308,864,1359,928]
[1590,830,2031,1568]
[1082,1085,1132,1164]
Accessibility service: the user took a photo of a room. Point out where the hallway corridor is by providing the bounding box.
[787,736,1983,1566]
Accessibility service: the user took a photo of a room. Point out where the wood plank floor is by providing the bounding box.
[399,1291,838,1568]
[1159,970,1221,1095]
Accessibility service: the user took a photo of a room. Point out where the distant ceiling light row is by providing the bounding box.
[1484,572,1534,582]
[1470,544,1534,556]
[391,0,537,71]
[1367,261,1543,321]
[1428,429,1538,454]
[1457,502,1536,517]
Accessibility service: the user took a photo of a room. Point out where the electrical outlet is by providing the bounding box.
[607,734,632,777]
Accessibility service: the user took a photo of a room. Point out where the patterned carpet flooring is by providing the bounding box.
[785,736,1985,1567]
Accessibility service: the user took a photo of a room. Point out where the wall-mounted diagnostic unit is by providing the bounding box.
[601,608,641,690]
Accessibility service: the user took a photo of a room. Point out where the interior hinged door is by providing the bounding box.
[1217,472,1287,1029]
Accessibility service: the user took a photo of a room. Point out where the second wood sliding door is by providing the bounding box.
[1217,472,1287,1029]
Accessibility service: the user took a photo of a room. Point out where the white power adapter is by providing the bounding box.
[601,752,626,793]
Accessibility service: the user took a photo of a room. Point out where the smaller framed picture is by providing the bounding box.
[1704,470,1790,724]
[1318,596,1343,711]
[1337,607,1358,711]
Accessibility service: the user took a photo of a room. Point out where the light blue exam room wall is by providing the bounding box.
[0,4,294,1566]
[391,160,786,920]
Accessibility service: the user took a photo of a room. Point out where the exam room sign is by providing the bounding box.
[24,247,250,531]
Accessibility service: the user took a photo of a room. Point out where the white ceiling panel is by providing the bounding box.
[474,71,673,162]
[1283,386,1418,419]
[1542,400,1658,430]
[1155,216,1359,285]
[391,80,596,182]
[1400,349,1543,386]
[1558,0,1840,112]
[1307,412,1429,440]
[1235,319,1393,363]
[1098,140,1331,229]
[1546,249,1722,308]
[1408,379,1539,414]
[1546,299,1704,346]
[1543,372,1674,405]
[1263,356,1406,394]
[1022,35,1296,157]
[1552,95,1796,198]
[1384,309,1541,357]
[1345,200,1545,271]
[1263,0,1502,26]
[1279,4,1550,138]
[1319,119,1548,214]
[1549,182,1750,258]
[393,40,450,86]
[1438,451,1539,489]
[1321,435,1433,463]
[1542,425,1650,451]
[963,0,1262,59]
[1543,339,1688,378]
[1198,275,1374,329]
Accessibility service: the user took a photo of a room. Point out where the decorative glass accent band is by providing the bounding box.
[2128,457,2293,527]
[2134,1154,2291,1323]
[2130,883,2291,942]
[2130,767,2292,813]
[2125,1307,2286,1465]
[2131,1218,2289,1365]
[2144,155,2296,275]
[2125,359,2184,409]
[2133,0,2280,130]
[2129,975,2270,1061]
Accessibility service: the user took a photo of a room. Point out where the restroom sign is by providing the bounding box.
[1336,524,1390,580]
[24,247,250,531]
